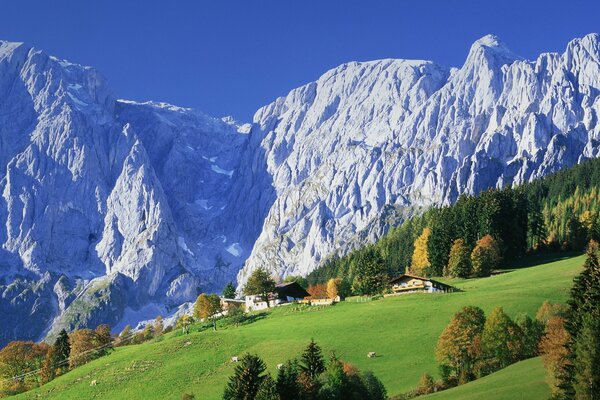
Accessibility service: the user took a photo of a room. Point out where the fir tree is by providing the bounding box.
[223,354,267,400]
[300,340,325,380]
[223,281,237,299]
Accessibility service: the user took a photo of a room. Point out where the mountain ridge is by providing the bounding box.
[0,33,599,345]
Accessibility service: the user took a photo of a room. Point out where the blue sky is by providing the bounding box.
[1,0,599,121]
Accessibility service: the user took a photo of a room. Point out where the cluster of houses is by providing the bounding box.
[224,274,455,312]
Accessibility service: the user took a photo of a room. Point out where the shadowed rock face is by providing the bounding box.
[1,34,600,345]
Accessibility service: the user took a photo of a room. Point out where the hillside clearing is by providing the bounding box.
[15,254,583,399]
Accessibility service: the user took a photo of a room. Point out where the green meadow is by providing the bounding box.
[16,254,583,400]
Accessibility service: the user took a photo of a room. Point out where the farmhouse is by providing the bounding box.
[245,281,310,311]
[389,274,454,294]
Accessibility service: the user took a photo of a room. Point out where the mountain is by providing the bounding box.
[1,33,599,345]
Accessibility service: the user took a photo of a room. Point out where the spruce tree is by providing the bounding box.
[223,354,267,400]
[54,329,70,372]
[223,281,237,299]
[276,360,302,400]
[300,340,325,379]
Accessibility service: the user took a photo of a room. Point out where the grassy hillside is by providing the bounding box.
[422,357,549,400]
[15,254,582,400]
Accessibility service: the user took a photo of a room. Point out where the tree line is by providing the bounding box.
[215,340,387,400]
[308,157,600,292]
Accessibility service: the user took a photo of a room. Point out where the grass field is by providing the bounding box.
[422,357,549,400]
[15,254,583,400]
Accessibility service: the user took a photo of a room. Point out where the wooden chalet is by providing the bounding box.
[389,274,454,294]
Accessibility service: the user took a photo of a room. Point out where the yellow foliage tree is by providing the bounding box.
[410,228,430,276]
[326,278,341,299]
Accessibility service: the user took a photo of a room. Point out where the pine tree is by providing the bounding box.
[300,340,325,380]
[572,316,600,399]
[351,247,388,295]
[427,208,455,276]
[255,375,278,400]
[223,281,237,299]
[223,354,267,400]
[54,329,70,372]
[276,360,302,400]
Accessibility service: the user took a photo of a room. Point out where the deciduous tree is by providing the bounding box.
[470,235,501,277]
[194,294,223,330]
[436,306,486,384]
[447,238,472,278]
[244,268,276,308]
[410,228,430,276]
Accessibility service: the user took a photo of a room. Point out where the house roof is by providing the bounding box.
[275,281,310,299]
[389,274,453,289]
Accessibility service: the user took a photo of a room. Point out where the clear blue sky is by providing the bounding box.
[1,0,598,121]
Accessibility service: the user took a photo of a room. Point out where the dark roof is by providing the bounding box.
[275,281,310,299]
[389,274,453,289]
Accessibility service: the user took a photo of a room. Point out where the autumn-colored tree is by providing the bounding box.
[535,300,568,326]
[477,307,523,376]
[416,373,436,395]
[0,341,49,391]
[307,283,328,299]
[410,228,430,276]
[40,346,58,384]
[154,315,163,338]
[118,325,132,346]
[447,238,472,278]
[436,306,486,384]
[194,293,223,330]
[176,315,194,334]
[95,324,113,357]
[244,267,276,308]
[470,235,501,277]
[539,316,571,396]
[326,278,341,299]
[69,329,98,369]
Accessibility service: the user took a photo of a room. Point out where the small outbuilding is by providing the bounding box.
[389,274,454,294]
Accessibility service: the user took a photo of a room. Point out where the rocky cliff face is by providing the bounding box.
[0,34,599,345]
[239,33,600,283]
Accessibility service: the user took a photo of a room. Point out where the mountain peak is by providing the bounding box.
[464,34,520,69]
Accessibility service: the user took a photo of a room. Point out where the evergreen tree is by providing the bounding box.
[447,239,472,278]
[276,360,302,400]
[300,340,325,380]
[427,208,455,276]
[572,316,600,399]
[223,354,267,400]
[558,240,600,398]
[516,314,544,359]
[54,329,70,372]
[351,247,388,295]
[255,375,278,400]
[223,281,237,299]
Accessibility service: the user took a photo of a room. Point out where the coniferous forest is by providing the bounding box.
[308,158,600,289]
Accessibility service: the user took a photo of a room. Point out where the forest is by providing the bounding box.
[308,157,600,289]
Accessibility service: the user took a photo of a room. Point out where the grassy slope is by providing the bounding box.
[16,254,582,400]
[422,357,549,400]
